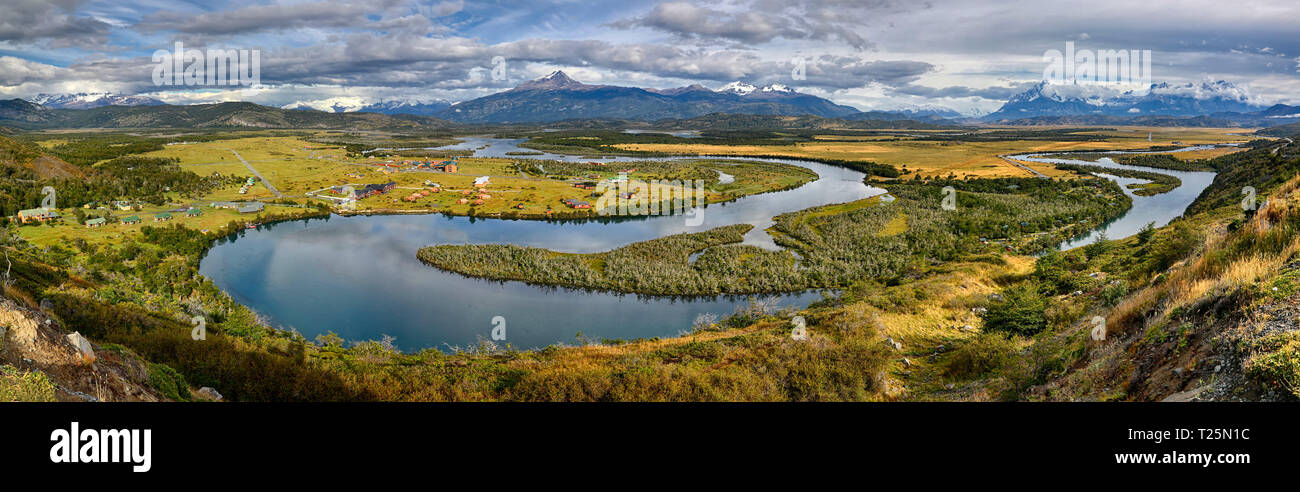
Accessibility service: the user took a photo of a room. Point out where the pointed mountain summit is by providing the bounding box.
[514,71,591,91]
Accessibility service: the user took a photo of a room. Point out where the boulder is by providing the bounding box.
[65,331,95,360]
[196,387,223,401]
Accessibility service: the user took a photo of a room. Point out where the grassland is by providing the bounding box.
[133,136,816,219]
[609,126,1251,179]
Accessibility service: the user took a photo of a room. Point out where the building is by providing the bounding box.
[210,201,241,209]
[16,207,60,223]
[357,182,396,199]
[561,198,591,209]
[154,212,173,222]
[186,208,203,217]
[84,217,106,228]
[113,201,136,211]
[120,215,142,225]
[237,202,265,214]
[473,176,490,188]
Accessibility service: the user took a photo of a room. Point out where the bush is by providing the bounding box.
[147,362,192,401]
[942,332,1018,379]
[980,282,1048,336]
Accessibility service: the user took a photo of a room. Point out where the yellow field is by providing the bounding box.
[17,202,307,249]
[615,126,1254,179]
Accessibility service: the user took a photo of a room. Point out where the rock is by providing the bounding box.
[885,337,902,351]
[1088,272,1105,279]
[960,324,976,332]
[1214,364,1222,373]
[902,358,912,367]
[971,307,988,315]
[0,324,6,350]
[1172,367,1185,376]
[1072,290,1083,296]
[196,387,223,401]
[988,293,1003,302]
[65,331,95,360]
[944,383,955,390]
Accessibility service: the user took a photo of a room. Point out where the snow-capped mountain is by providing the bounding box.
[983,80,1264,121]
[282,97,452,116]
[30,92,164,109]
[718,81,757,96]
[434,71,860,123]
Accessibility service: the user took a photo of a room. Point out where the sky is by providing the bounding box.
[1,0,1298,115]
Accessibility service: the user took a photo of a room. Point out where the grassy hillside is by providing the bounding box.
[0,100,455,130]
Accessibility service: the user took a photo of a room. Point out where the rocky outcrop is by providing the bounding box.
[0,298,163,402]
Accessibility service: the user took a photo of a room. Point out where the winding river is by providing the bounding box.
[199,137,1224,350]
[200,138,882,351]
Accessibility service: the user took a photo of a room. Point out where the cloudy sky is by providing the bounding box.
[2,0,1298,115]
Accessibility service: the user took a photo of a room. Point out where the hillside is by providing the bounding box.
[939,131,1300,401]
[0,100,456,130]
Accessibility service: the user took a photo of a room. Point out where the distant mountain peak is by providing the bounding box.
[985,78,1264,121]
[515,70,589,91]
[30,92,164,110]
[719,81,757,95]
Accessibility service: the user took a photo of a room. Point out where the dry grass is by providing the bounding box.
[1109,173,1300,334]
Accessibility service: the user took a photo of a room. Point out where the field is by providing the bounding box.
[610,127,1253,179]
[137,136,817,219]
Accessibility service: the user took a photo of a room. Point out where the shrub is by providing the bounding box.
[942,332,1018,379]
[147,362,192,401]
[980,282,1048,336]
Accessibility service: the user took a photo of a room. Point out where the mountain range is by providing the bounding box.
[0,99,451,130]
[983,80,1268,121]
[30,92,165,110]
[432,71,861,123]
[9,73,1300,129]
[283,98,453,116]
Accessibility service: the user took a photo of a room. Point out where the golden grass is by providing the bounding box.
[614,127,1249,180]
[1109,173,1300,334]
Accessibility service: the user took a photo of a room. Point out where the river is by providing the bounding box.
[200,138,1223,350]
[199,138,882,351]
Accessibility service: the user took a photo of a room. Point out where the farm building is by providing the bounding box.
[357,182,396,199]
[473,176,490,188]
[238,202,265,214]
[113,201,136,211]
[473,199,484,205]
[210,201,241,209]
[16,207,60,223]
[186,208,203,217]
[154,212,173,222]
[457,198,469,204]
[561,198,591,209]
[84,217,106,228]
[120,215,142,225]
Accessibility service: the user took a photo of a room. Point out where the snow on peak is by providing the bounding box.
[719,81,757,95]
[760,84,793,93]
